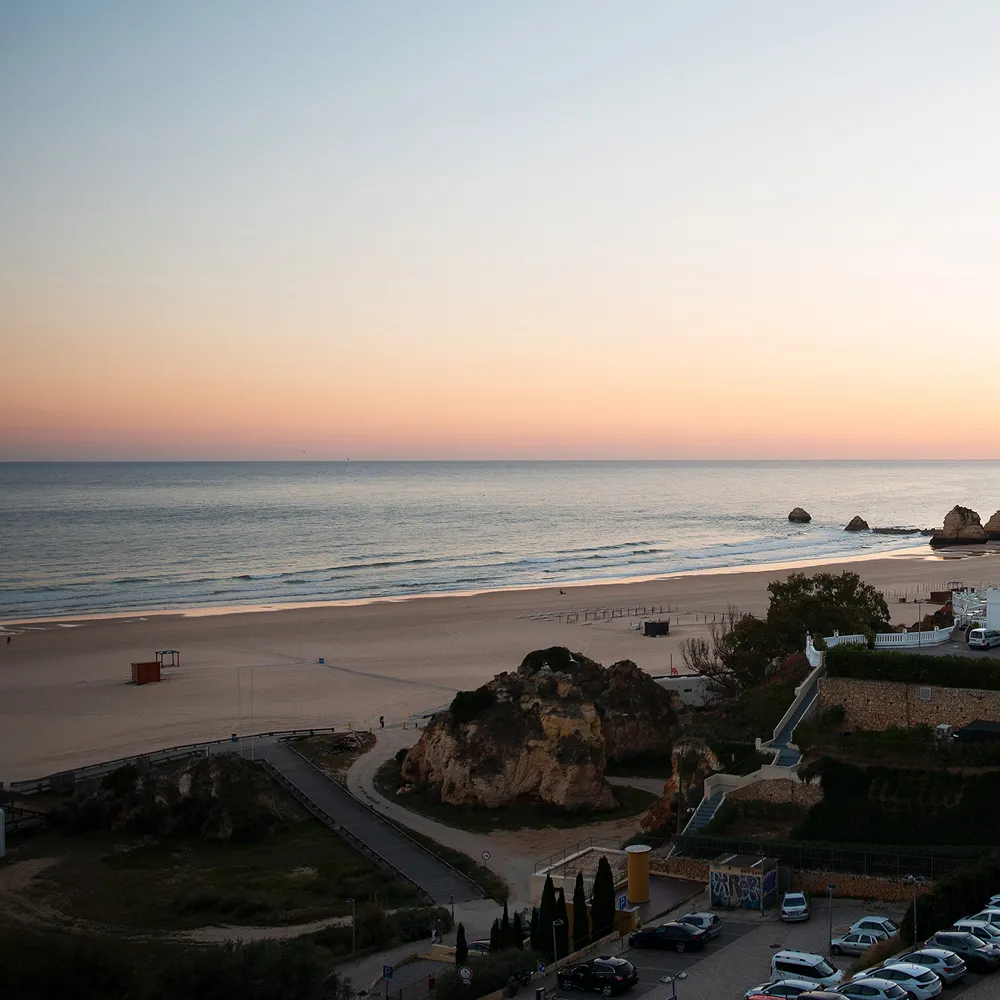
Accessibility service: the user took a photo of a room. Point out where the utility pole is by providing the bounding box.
[827,883,835,952]
[552,919,564,964]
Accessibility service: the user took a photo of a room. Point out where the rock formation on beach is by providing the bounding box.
[640,739,722,833]
[985,510,1000,541]
[929,506,988,547]
[844,516,869,532]
[872,526,934,536]
[788,507,811,523]
[401,647,678,811]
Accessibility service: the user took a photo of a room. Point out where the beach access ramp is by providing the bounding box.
[259,740,483,903]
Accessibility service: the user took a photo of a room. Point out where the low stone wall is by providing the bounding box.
[650,856,709,881]
[727,778,823,808]
[820,676,1000,731]
[796,869,933,903]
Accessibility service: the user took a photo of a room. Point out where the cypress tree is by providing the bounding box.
[591,856,616,939]
[538,874,557,961]
[529,906,540,953]
[499,901,512,951]
[572,871,590,951]
[455,923,468,967]
[554,888,570,960]
[512,910,524,949]
[489,919,500,955]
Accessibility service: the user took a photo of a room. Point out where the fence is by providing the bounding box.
[8,727,341,795]
[668,833,982,880]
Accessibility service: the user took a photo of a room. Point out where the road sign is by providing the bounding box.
[459,966,473,983]
[618,894,628,911]
[383,966,394,980]
[481,851,491,861]
[537,963,546,975]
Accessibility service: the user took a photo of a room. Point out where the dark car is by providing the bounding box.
[629,920,707,953]
[557,957,639,996]
[924,932,1000,973]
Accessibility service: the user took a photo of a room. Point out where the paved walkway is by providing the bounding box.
[260,740,482,904]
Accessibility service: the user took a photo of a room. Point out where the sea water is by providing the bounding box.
[1,461,998,620]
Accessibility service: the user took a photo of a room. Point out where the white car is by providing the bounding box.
[831,931,883,957]
[987,894,1000,908]
[849,916,898,938]
[865,963,942,1000]
[968,628,1000,649]
[835,978,908,1000]
[677,911,722,939]
[970,908,1000,926]
[780,892,811,922]
[953,918,1000,943]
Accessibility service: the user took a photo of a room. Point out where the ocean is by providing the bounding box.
[1,461,998,621]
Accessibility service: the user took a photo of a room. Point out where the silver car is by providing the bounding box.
[743,980,819,1000]
[677,911,722,939]
[896,948,967,985]
[830,931,883,957]
[780,892,810,922]
[835,979,907,1000]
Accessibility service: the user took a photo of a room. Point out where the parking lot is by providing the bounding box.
[536,895,998,1000]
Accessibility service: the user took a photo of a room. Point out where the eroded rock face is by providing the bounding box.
[929,506,988,547]
[788,507,812,523]
[985,510,1000,540]
[640,739,723,833]
[844,516,869,532]
[401,648,678,811]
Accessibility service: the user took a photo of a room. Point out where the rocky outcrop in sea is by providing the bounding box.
[929,505,988,547]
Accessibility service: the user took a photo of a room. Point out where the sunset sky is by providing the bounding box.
[2,2,998,460]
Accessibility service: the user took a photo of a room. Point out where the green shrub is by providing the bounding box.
[709,740,774,775]
[849,934,903,973]
[448,687,498,726]
[900,856,1000,944]
[433,949,542,1000]
[826,645,1000,690]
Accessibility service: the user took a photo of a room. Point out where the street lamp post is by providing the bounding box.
[827,883,835,952]
[347,896,356,961]
[904,875,926,943]
[658,972,688,1000]
[552,919,565,964]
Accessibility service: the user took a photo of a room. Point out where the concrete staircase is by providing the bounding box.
[684,791,727,834]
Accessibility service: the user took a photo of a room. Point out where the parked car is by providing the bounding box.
[629,921,705,953]
[834,978,907,1000]
[986,894,1000,908]
[467,940,491,955]
[677,911,722,938]
[863,963,942,999]
[896,948,967,986]
[968,628,1000,649]
[771,951,846,987]
[923,932,1000,973]
[557,957,639,996]
[831,931,884,957]
[953,918,1000,943]
[969,908,1000,925]
[796,994,845,1000]
[780,892,811,922]
[743,979,820,1000]
[849,917,899,939]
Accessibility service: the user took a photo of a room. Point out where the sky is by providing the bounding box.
[2,1,999,460]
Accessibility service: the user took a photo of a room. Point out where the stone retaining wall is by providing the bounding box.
[727,778,823,808]
[820,676,1000,731]
[650,857,709,881]
[796,869,933,903]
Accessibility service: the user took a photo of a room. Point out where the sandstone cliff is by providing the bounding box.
[985,510,1000,541]
[401,647,678,811]
[929,505,988,547]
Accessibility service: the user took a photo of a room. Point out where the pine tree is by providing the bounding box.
[591,856,616,939]
[489,919,501,955]
[529,906,540,953]
[499,901,512,951]
[512,910,524,950]
[538,874,557,961]
[572,871,590,951]
[455,923,468,967]
[554,888,570,960]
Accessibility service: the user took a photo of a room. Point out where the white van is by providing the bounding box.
[771,950,846,987]
[968,629,1000,650]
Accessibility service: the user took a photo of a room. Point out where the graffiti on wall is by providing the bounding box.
[710,870,762,909]
[762,867,778,907]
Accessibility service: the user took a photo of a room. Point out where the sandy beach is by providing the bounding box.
[2,549,999,785]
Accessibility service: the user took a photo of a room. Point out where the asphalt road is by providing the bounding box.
[900,642,1000,660]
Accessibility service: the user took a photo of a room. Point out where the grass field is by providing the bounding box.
[12,793,421,931]
[374,759,658,835]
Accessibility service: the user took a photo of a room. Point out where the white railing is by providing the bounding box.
[771,660,825,743]
[873,627,953,646]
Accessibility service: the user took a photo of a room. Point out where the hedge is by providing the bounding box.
[825,645,1000,691]
[900,855,1000,944]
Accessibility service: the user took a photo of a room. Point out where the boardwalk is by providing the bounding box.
[260,741,483,904]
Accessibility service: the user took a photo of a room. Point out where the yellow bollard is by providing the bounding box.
[626,844,651,904]
[348,721,352,730]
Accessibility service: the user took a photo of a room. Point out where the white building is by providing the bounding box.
[654,673,710,707]
[988,589,1000,630]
